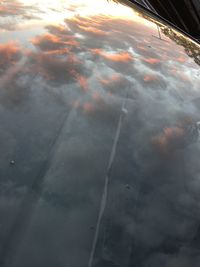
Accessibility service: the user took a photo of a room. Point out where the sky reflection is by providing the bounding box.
[0,1,200,267]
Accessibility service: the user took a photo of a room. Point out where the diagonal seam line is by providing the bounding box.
[87,90,129,267]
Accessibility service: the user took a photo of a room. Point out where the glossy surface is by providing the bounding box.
[0,1,200,267]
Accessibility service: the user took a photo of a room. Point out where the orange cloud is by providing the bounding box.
[137,45,147,52]
[0,1,22,16]
[78,25,108,36]
[0,41,21,68]
[91,49,133,63]
[176,56,187,63]
[63,39,79,47]
[32,33,78,52]
[143,57,160,65]
[100,74,122,85]
[46,24,70,35]
[143,74,157,82]
[102,52,133,62]
[100,78,109,87]
[40,48,70,56]
[32,34,60,45]
[169,68,190,82]
[70,70,89,92]
[153,127,184,154]
[77,75,89,92]
[110,74,123,82]
[70,16,104,29]
[28,50,85,84]
[83,102,94,113]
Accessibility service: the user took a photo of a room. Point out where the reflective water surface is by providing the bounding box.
[0,1,200,267]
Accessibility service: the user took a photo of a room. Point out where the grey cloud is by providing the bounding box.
[27,51,90,86]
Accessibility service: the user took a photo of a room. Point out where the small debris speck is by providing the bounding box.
[125,184,131,189]
[10,160,15,165]
[122,108,128,114]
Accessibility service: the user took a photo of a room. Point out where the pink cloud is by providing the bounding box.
[91,49,133,63]
[143,57,161,65]
[143,74,157,82]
